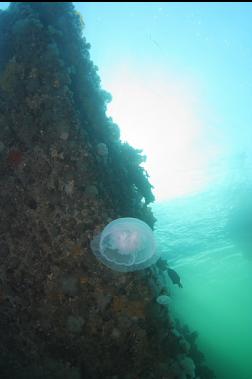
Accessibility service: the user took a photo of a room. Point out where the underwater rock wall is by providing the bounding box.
[0,3,215,378]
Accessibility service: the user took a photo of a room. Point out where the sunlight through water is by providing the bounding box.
[106,66,223,201]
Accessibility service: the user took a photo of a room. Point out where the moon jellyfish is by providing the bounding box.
[90,217,158,272]
[156,295,171,306]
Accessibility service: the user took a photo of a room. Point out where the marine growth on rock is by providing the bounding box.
[90,217,159,272]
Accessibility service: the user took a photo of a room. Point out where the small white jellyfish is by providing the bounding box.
[90,217,159,272]
[156,295,171,306]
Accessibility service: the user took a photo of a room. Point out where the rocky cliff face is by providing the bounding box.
[0,3,215,378]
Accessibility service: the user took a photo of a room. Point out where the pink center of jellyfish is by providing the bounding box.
[112,230,140,255]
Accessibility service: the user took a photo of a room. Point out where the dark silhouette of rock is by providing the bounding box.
[0,3,214,378]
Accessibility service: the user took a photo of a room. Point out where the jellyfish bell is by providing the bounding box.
[156,295,171,306]
[90,217,159,272]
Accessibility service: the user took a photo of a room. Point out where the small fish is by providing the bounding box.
[167,268,183,288]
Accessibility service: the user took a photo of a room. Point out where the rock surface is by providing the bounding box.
[0,3,215,378]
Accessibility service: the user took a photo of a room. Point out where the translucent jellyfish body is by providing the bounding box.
[90,217,158,272]
[156,295,171,306]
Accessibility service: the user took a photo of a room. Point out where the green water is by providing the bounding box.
[153,188,252,379]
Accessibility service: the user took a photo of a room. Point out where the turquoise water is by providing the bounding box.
[153,184,252,379]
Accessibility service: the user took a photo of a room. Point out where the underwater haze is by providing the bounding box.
[76,4,252,378]
[78,2,252,201]
[153,178,252,379]
[79,3,252,379]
